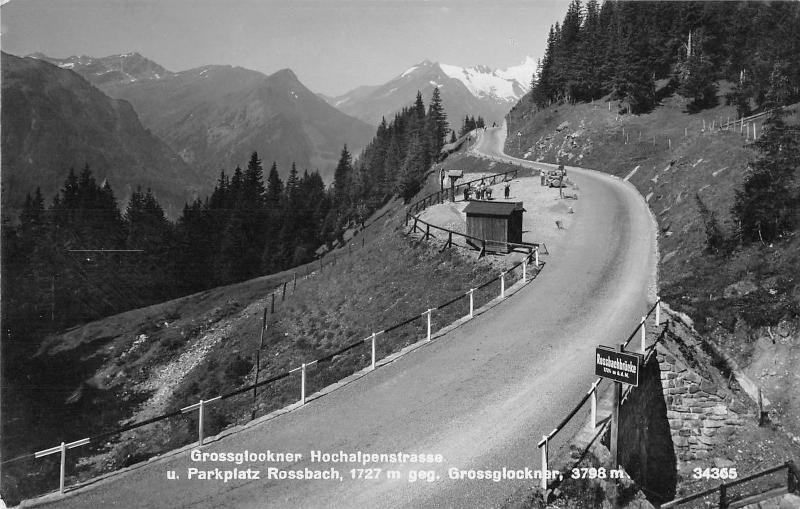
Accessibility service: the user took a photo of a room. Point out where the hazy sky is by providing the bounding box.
[1,0,569,96]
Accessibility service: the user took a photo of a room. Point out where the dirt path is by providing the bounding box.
[34,127,658,509]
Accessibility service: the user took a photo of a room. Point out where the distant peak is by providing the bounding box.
[271,68,299,81]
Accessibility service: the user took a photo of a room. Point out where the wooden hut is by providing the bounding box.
[463,201,526,253]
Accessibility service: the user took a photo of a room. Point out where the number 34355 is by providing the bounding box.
[692,467,738,480]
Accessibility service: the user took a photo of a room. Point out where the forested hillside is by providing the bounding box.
[506,0,800,462]
[524,0,799,114]
[1,87,450,364]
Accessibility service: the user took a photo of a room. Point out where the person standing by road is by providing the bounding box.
[504,182,510,199]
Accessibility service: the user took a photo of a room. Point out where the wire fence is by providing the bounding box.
[6,228,546,500]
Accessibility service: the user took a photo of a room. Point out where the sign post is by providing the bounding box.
[595,344,642,468]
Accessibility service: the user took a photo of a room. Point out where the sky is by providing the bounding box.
[1,0,570,96]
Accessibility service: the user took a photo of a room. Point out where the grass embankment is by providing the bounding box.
[507,87,800,362]
[506,87,800,498]
[5,169,518,503]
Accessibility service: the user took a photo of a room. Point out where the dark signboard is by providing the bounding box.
[595,347,642,386]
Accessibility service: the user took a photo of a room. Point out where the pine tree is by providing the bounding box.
[243,151,266,210]
[426,87,449,162]
[333,145,353,207]
[265,162,283,204]
[732,104,800,243]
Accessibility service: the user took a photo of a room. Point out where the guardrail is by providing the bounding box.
[536,298,663,491]
[407,214,547,260]
[662,460,799,508]
[9,237,546,499]
[407,167,524,217]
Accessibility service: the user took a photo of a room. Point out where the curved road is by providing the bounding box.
[35,127,657,509]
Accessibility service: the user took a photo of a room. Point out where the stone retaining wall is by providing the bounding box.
[656,340,745,462]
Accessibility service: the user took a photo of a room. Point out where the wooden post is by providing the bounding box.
[198,399,205,445]
[610,343,623,468]
[59,441,66,494]
[541,436,548,490]
[523,258,528,281]
[500,272,505,298]
[534,246,540,268]
[301,363,306,405]
[271,293,275,314]
[468,289,474,318]
[293,273,297,291]
[685,127,687,137]
[282,281,287,301]
[371,333,376,370]
[668,138,671,149]
[641,316,647,353]
[253,307,267,409]
[758,387,764,426]
[591,387,597,429]
[719,483,728,509]
[425,309,433,341]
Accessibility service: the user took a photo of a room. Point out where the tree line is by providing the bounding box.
[530,0,800,114]
[2,88,451,352]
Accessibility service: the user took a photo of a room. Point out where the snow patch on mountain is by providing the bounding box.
[438,56,536,102]
[496,56,537,88]
[401,65,418,78]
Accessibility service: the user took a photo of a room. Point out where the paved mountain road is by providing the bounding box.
[35,127,657,509]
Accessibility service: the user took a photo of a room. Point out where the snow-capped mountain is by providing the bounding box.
[26,52,374,184]
[325,57,536,127]
[27,52,172,86]
[440,56,536,103]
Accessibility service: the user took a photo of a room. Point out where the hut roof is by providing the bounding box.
[463,201,525,217]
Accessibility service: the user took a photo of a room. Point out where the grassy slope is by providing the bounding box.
[3,168,521,503]
[506,88,800,488]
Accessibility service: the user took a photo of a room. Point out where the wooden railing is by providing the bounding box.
[662,460,799,509]
[406,167,523,217]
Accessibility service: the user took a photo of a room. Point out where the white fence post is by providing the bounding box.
[34,437,92,494]
[591,388,597,429]
[301,363,307,405]
[468,289,474,318]
[500,272,506,298]
[655,299,661,326]
[371,333,376,371]
[425,309,433,341]
[534,246,540,268]
[198,399,206,445]
[523,258,528,281]
[541,436,548,490]
[59,441,66,494]
[181,396,220,447]
[640,316,647,354]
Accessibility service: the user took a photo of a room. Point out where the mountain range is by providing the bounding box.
[1,52,201,217]
[28,52,376,185]
[323,57,536,127]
